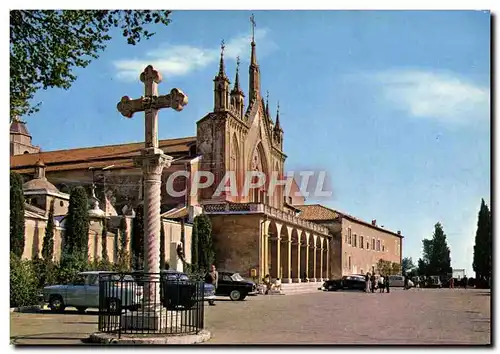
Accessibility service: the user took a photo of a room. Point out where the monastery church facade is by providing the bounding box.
[10,34,403,282]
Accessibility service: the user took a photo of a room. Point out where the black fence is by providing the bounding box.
[97,272,205,338]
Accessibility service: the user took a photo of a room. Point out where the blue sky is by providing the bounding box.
[24,10,490,275]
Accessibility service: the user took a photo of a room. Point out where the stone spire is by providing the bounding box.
[274,101,282,132]
[214,39,230,112]
[265,91,271,120]
[230,56,245,118]
[248,14,261,100]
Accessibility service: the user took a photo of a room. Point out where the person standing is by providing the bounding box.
[379,275,385,293]
[205,264,218,306]
[365,272,371,293]
[370,273,376,293]
[385,274,390,293]
[463,276,468,289]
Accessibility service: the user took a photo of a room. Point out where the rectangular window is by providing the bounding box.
[360,236,364,249]
[367,241,370,250]
[348,228,352,245]
[377,240,381,251]
[372,238,376,250]
[348,256,351,271]
[354,234,357,247]
[382,244,385,252]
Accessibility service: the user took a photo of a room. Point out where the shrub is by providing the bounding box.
[10,253,39,307]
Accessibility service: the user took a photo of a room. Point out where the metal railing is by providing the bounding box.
[97,272,205,338]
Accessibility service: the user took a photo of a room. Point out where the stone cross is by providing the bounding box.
[117,65,188,150]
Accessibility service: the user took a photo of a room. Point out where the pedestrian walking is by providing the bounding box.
[205,264,218,306]
[385,274,390,293]
[370,273,376,293]
[450,277,455,289]
[463,276,468,289]
[365,272,371,293]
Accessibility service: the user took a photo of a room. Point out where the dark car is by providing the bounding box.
[131,270,215,309]
[215,271,257,301]
[323,275,366,292]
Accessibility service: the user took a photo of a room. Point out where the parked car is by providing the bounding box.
[161,270,216,309]
[131,270,216,309]
[215,271,257,301]
[41,271,142,314]
[424,275,443,288]
[387,275,414,288]
[323,275,366,291]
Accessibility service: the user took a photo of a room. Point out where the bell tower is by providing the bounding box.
[10,116,40,156]
[213,40,230,112]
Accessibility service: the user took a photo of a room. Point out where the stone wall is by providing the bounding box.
[209,214,261,277]
[21,214,192,269]
[340,218,402,276]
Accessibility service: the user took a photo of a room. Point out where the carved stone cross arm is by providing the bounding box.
[117,88,188,118]
[116,65,189,150]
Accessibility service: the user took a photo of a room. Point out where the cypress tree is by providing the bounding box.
[196,214,214,272]
[42,199,55,261]
[63,186,89,262]
[10,172,25,258]
[191,217,199,270]
[101,218,108,262]
[429,222,452,276]
[131,204,144,270]
[473,199,491,282]
[160,222,165,269]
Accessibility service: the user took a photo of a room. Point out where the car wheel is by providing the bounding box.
[106,298,122,315]
[49,295,66,313]
[229,290,242,301]
[76,307,87,314]
[238,293,248,301]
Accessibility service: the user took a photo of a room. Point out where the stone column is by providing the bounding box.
[275,223,282,279]
[326,239,330,279]
[293,234,301,283]
[261,219,270,280]
[283,226,292,283]
[319,245,324,282]
[137,150,172,310]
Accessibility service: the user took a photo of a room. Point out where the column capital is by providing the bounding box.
[134,150,173,177]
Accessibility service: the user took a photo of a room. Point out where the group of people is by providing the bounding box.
[261,274,282,294]
[365,272,390,293]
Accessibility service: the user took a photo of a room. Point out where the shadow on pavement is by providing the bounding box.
[38,309,99,316]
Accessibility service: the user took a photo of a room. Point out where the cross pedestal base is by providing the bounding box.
[121,309,174,331]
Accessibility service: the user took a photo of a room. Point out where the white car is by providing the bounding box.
[41,271,142,314]
[388,275,414,288]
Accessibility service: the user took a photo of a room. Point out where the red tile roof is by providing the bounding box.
[10,136,197,173]
[295,204,403,238]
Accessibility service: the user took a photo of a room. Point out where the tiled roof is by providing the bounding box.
[10,136,197,173]
[161,206,188,220]
[295,204,402,238]
[10,120,30,136]
[294,204,339,221]
[23,177,60,193]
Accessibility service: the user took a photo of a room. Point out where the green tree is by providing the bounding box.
[10,172,25,258]
[418,223,452,277]
[63,186,89,262]
[191,217,199,271]
[101,218,109,263]
[391,262,402,275]
[10,10,172,119]
[115,217,130,272]
[160,222,166,269]
[10,252,38,307]
[41,199,55,261]
[376,259,392,275]
[195,214,215,272]
[401,257,415,275]
[131,204,144,270]
[473,198,492,283]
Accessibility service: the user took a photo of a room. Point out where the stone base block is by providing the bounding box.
[88,329,211,345]
[292,278,301,283]
[121,310,173,331]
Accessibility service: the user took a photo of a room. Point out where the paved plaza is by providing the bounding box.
[10,288,491,345]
